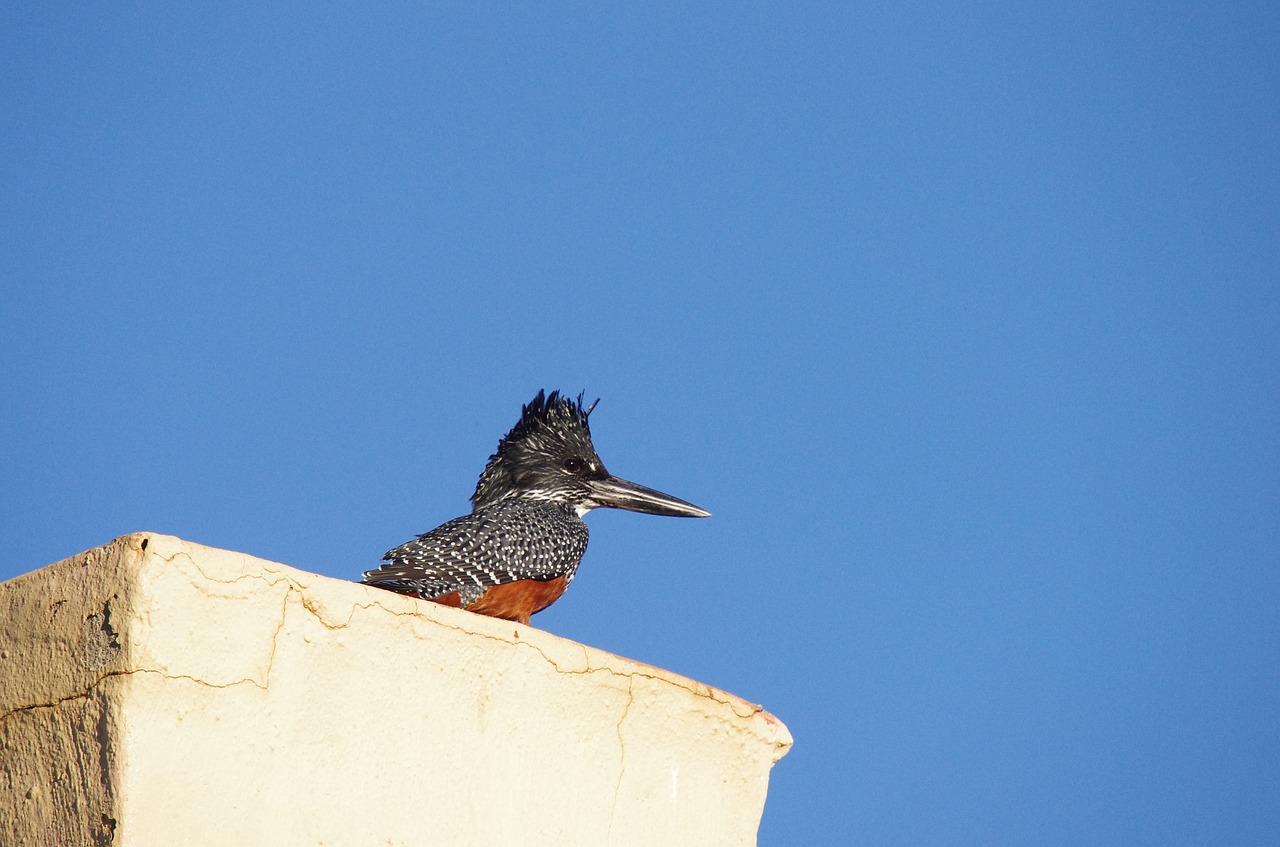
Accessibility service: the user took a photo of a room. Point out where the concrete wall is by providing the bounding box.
[1,533,791,846]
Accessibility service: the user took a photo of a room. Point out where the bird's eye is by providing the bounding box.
[562,457,583,473]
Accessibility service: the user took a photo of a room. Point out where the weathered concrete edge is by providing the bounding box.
[0,539,139,847]
[0,536,137,720]
[1,532,793,759]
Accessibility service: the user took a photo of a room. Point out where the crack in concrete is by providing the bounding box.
[0,665,274,726]
[606,676,636,842]
[150,547,303,595]
[131,667,268,692]
[0,664,279,725]
[357,596,768,720]
[149,543,426,635]
[258,587,292,690]
[0,683,113,726]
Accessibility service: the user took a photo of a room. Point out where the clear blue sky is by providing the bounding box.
[3,4,1277,844]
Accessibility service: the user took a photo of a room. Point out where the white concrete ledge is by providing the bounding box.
[1,533,791,846]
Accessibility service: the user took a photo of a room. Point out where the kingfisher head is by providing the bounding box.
[471,389,710,519]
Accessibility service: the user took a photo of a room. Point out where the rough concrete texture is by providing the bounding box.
[1,533,791,846]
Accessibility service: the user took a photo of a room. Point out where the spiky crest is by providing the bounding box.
[471,390,605,510]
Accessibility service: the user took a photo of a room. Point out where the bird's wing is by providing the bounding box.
[362,501,588,606]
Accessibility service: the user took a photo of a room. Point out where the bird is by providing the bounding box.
[362,389,710,625]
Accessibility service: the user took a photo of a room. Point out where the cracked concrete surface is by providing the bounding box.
[1,533,791,846]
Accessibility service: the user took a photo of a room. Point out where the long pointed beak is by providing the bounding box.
[586,475,711,518]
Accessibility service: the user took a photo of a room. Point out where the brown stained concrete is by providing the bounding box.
[0,533,791,846]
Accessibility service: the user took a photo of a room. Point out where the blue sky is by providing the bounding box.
[3,3,1277,844]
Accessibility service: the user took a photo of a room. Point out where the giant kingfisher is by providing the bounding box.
[362,390,709,624]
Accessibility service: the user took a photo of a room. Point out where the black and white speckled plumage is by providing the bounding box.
[372,498,589,606]
[362,389,709,618]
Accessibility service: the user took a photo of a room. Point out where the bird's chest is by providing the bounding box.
[489,502,590,583]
